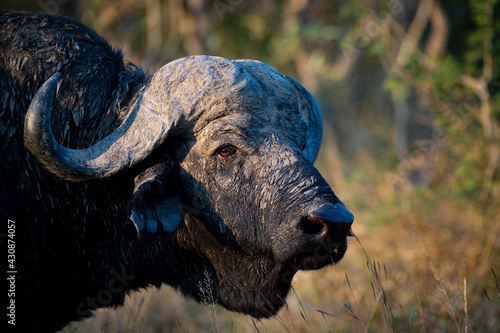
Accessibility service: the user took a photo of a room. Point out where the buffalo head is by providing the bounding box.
[24,55,353,318]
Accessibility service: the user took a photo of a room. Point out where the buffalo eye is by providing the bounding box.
[216,146,237,165]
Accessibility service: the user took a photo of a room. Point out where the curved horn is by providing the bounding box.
[24,56,253,182]
[24,72,174,182]
[285,76,323,163]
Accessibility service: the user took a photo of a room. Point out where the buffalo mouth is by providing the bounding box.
[218,234,351,319]
[262,229,353,315]
[180,215,352,318]
[288,236,349,271]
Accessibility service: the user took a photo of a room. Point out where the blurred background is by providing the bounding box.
[2,0,499,331]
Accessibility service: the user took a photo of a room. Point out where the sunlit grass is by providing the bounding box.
[59,145,500,332]
[59,176,500,332]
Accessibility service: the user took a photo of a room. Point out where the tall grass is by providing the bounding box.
[59,184,500,332]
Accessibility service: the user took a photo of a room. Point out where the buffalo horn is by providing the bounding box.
[285,76,323,163]
[24,72,174,181]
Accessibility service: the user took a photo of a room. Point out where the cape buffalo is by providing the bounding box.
[0,11,353,332]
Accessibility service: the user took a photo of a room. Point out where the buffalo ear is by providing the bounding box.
[128,157,183,234]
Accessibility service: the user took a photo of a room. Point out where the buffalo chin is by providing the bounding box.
[215,262,292,318]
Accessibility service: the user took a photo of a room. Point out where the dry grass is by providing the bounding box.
[59,152,500,333]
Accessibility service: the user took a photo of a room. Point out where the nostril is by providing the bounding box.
[299,204,354,240]
[297,216,327,237]
[309,204,354,226]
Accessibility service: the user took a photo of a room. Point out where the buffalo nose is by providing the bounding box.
[298,204,354,239]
